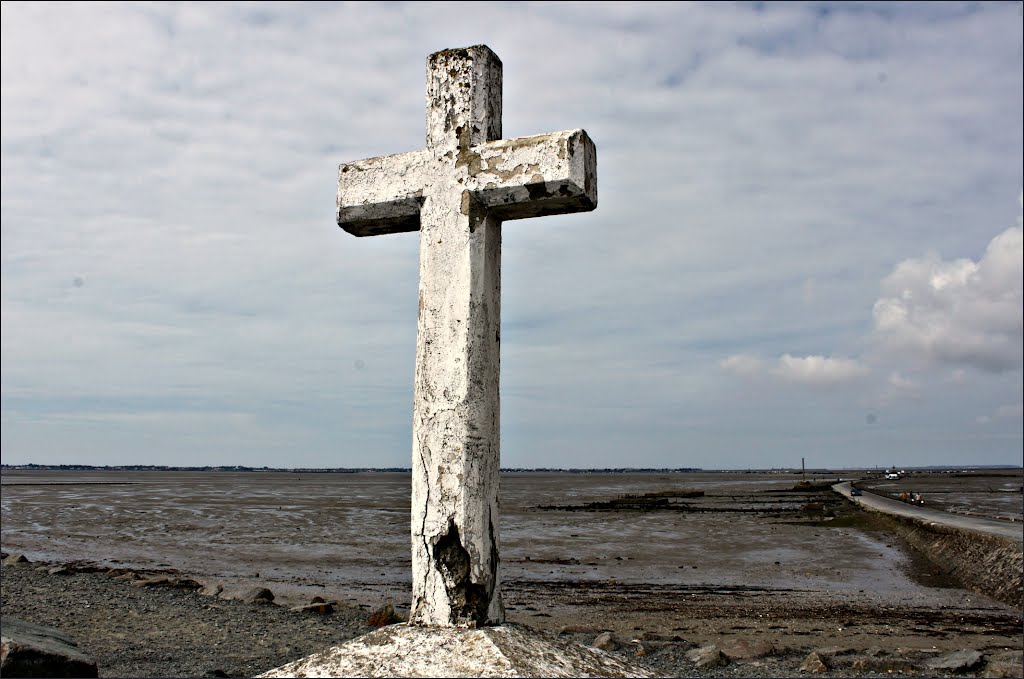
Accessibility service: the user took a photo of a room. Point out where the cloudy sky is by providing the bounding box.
[2,1,1021,470]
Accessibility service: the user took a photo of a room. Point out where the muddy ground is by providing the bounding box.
[2,469,1022,676]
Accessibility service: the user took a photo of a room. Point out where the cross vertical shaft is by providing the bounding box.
[335,44,597,629]
[412,47,504,626]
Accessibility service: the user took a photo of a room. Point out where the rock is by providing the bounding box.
[812,645,856,659]
[0,616,98,678]
[558,624,602,635]
[219,587,275,605]
[984,650,1024,678]
[258,623,655,678]
[720,638,775,661]
[131,576,172,588]
[170,578,202,590]
[198,583,224,597]
[927,649,984,672]
[2,554,29,566]
[366,602,403,627]
[638,631,684,642]
[47,566,69,576]
[112,571,139,581]
[290,601,335,615]
[685,645,728,669]
[592,632,619,651]
[799,652,830,673]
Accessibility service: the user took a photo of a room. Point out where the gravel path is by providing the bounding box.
[1,561,373,678]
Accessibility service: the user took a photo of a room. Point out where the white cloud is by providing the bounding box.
[721,353,867,387]
[772,354,868,386]
[872,215,1023,373]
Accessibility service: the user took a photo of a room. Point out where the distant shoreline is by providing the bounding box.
[3,464,1021,474]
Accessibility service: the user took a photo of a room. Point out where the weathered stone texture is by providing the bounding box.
[258,623,651,678]
[335,44,597,628]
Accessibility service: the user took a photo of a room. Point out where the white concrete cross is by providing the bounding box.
[336,45,597,627]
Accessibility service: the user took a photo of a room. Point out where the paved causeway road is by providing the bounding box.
[833,481,1024,542]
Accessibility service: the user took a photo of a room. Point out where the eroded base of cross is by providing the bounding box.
[258,623,653,678]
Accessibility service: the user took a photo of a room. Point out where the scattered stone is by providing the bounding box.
[131,576,172,588]
[686,645,728,669]
[219,587,275,605]
[799,652,830,673]
[812,645,856,658]
[558,624,602,635]
[638,631,685,642]
[720,638,775,661]
[170,578,202,590]
[198,583,224,597]
[927,649,984,672]
[0,616,98,678]
[290,600,335,615]
[592,631,620,651]
[2,554,29,566]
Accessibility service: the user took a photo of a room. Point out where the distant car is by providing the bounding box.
[850,487,863,497]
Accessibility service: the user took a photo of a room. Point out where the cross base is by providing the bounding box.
[258,623,653,678]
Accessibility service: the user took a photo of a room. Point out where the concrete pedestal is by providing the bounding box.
[259,623,652,678]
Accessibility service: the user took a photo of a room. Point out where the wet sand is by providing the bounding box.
[2,469,1022,662]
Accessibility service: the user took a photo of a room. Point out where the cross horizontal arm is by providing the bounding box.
[467,129,597,220]
[337,149,430,237]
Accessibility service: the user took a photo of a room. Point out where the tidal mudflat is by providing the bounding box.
[2,469,1022,674]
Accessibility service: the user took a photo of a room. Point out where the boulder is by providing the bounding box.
[131,576,172,588]
[2,554,29,566]
[47,566,70,576]
[927,649,984,673]
[198,583,224,597]
[0,616,98,678]
[219,586,275,605]
[685,645,728,669]
[799,652,830,673]
[720,638,775,661]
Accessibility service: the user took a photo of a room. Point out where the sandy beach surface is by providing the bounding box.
[2,469,1022,677]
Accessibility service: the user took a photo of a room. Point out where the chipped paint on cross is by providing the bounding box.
[335,45,597,627]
